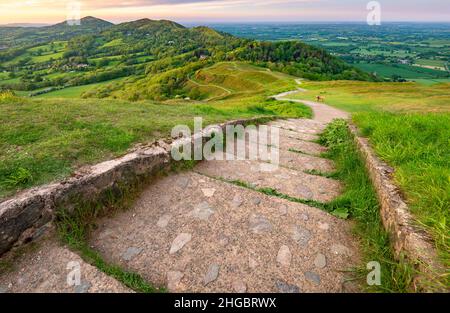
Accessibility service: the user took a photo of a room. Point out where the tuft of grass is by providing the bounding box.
[0,90,18,101]
[247,98,313,119]
[319,119,414,292]
[304,169,338,179]
[2,167,33,187]
[288,148,315,156]
[205,175,349,220]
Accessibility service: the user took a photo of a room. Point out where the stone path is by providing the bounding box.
[0,91,359,293]
[0,235,131,293]
[88,97,358,293]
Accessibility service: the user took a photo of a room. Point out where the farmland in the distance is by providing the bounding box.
[206,23,450,84]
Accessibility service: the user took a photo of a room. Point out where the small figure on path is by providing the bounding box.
[316,95,325,102]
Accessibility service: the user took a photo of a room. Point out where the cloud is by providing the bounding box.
[81,0,227,9]
[0,0,448,23]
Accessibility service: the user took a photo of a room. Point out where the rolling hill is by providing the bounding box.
[0,17,376,100]
[0,17,113,48]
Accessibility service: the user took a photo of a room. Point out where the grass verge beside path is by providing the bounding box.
[353,113,450,272]
[292,80,450,113]
[319,119,413,292]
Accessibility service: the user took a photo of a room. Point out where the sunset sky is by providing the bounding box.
[0,0,449,25]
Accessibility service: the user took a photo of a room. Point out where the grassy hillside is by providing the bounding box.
[293,80,450,113]
[291,81,450,269]
[0,65,310,199]
[354,63,449,81]
[0,17,113,48]
[186,62,292,99]
[89,62,297,101]
[0,18,375,101]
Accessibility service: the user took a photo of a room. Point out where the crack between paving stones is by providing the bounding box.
[193,170,335,214]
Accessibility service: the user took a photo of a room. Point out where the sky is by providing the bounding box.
[0,0,449,25]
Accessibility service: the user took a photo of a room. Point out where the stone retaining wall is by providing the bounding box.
[349,125,446,292]
[0,117,274,256]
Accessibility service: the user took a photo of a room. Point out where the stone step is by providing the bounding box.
[276,136,327,156]
[195,157,341,202]
[278,150,335,173]
[0,236,131,293]
[89,172,360,293]
[221,128,334,173]
[240,132,326,156]
[268,119,326,135]
[279,128,319,142]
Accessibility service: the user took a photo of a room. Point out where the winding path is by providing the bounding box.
[187,73,232,101]
[0,81,360,293]
[87,83,360,293]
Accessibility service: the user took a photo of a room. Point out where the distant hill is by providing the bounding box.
[113,18,184,31]
[0,16,113,48]
[45,16,113,31]
[0,17,376,99]
[1,23,50,27]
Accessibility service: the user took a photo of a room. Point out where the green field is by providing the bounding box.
[354,62,449,81]
[3,41,67,66]
[101,38,124,48]
[291,80,450,269]
[295,80,450,113]
[415,59,447,68]
[35,78,129,98]
[354,48,415,58]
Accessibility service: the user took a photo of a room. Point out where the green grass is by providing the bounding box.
[3,41,67,66]
[415,59,446,68]
[0,77,20,85]
[36,78,128,98]
[413,78,450,86]
[210,176,336,216]
[355,48,415,58]
[353,113,450,269]
[293,80,450,113]
[32,51,65,63]
[319,120,414,292]
[0,84,310,198]
[188,62,294,99]
[354,62,448,79]
[101,38,124,48]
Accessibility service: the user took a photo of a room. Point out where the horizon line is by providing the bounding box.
[2,18,450,27]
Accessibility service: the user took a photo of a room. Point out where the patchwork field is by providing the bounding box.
[35,78,130,98]
[2,41,67,66]
[354,63,449,82]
